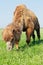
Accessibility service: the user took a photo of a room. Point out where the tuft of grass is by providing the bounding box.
[0,28,43,65]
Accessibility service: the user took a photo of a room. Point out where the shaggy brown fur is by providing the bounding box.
[13,4,40,42]
[3,23,21,50]
[3,4,40,50]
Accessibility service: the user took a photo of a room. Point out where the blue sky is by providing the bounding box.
[0,0,43,28]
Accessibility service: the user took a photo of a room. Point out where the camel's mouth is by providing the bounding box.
[6,41,13,50]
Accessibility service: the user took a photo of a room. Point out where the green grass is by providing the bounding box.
[0,28,43,65]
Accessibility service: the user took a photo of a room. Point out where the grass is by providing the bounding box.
[0,28,43,65]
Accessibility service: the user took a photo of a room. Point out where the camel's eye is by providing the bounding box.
[11,38,14,42]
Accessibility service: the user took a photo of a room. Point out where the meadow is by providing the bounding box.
[0,28,43,65]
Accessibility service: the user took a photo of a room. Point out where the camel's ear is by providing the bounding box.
[12,29,20,35]
[12,29,16,35]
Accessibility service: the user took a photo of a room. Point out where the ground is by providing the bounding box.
[0,28,43,65]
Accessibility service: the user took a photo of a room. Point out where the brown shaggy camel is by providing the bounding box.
[3,5,40,50]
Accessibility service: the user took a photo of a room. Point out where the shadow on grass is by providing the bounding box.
[19,44,27,51]
[19,39,43,51]
[29,39,43,47]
